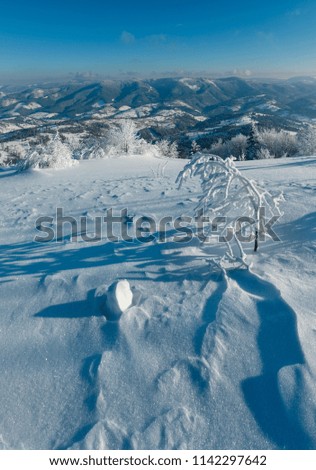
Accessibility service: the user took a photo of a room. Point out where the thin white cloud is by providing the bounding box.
[232,69,252,77]
[120,32,168,46]
[287,8,302,17]
[257,31,275,42]
[120,31,136,45]
[146,34,167,44]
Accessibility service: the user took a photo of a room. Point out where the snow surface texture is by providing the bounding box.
[0,155,315,449]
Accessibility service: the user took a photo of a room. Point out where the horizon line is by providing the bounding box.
[1,71,316,86]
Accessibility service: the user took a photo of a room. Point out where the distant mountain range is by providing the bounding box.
[1,76,316,154]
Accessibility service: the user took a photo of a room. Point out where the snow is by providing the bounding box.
[1,98,18,107]
[22,102,42,110]
[30,89,45,98]
[92,100,105,108]
[179,78,201,91]
[219,114,254,127]
[18,133,77,170]
[134,104,158,118]
[118,105,131,112]
[257,100,281,112]
[29,112,58,119]
[0,121,25,133]
[204,79,221,90]
[116,109,138,118]
[194,115,208,122]
[0,155,315,449]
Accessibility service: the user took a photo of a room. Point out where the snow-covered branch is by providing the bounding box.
[177,154,283,266]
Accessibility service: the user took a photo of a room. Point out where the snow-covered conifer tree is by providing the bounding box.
[298,125,316,156]
[191,140,201,155]
[246,123,261,160]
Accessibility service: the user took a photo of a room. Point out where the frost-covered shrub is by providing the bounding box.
[0,146,10,167]
[104,120,179,158]
[297,125,316,156]
[64,134,82,154]
[17,132,77,171]
[210,128,298,161]
[0,151,6,167]
[106,119,143,156]
[177,154,283,266]
[257,129,298,158]
[65,119,180,160]
[0,142,25,167]
[75,137,107,160]
[191,140,201,155]
[210,134,247,161]
[229,134,248,160]
[209,138,226,158]
[154,139,179,158]
[257,147,272,160]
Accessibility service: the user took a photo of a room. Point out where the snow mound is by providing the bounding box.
[105,280,133,320]
[1,155,316,449]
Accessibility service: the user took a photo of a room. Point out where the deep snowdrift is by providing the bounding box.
[0,155,315,449]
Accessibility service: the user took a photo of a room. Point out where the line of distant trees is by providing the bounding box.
[196,123,316,160]
[1,119,316,169]
[0,120,180,169]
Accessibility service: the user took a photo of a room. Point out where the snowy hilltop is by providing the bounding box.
[0,153,315,449]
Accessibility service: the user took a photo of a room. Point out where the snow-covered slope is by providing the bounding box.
[0,155,315,449]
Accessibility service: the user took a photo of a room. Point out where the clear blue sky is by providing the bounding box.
[1,0,316,80]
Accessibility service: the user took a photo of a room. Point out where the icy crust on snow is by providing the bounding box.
[0,155,315,449]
